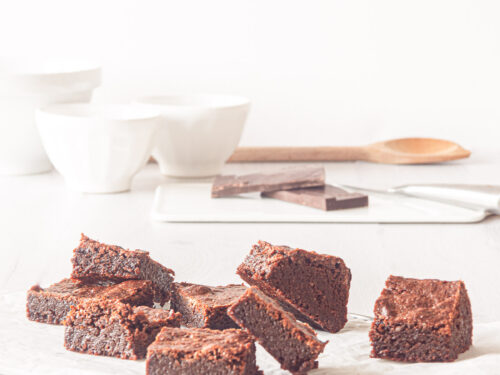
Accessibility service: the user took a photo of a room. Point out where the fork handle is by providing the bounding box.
[391,184,500,212]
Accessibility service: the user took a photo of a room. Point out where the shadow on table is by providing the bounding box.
[456,342,500,361]
[481,214,500,224]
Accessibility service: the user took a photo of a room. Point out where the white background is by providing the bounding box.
[1,3,500,372]
[1,0,499,149]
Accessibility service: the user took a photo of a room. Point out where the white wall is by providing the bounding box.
[1,0,499,149]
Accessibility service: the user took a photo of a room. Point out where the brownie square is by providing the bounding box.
[237,241,351,333]
[26,278,158,325]
[228,287,327,374]
[71,234,174,302]
[146,327,262,375]
[170,282,246,330]
[64,298,181,360]
[369,275,473,362]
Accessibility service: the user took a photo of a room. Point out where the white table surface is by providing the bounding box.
[2,291,499,375]
[1,156,500,373]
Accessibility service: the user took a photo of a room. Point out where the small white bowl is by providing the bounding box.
[0,58,101,175]
[36,103,160,193]
[136,94,250,177]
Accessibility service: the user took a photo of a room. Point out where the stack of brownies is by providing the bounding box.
[27,234,474,374]
[27,234,181,360]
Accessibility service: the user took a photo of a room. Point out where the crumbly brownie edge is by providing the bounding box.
[147,354,231,375]
[205,305,241,330]
[369,279,473,362]
[171,289,239,330]
[70,234,175,303]
[170,286,208,328]
[26,287,74,325]
[27,279,159,325]
[104,280,158,308]
[70,234,145,281]
[171,283,242,330]
[64,322,138,359]
[146,343,260,375]
[146,328,261,375]
[64,299,181,360]
[369,320,460,362]
[237,267,326,331]
[228,288,327,374]
[140,258,175,303]
[453,282,473,353]
[237,242,351,333]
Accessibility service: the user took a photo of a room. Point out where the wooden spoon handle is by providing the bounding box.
[227,146,366,162]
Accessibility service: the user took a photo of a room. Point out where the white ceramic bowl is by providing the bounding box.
[0,58,101,175]
[36,103,160,193]
[136,94,250,177]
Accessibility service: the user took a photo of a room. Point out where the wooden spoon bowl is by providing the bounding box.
[227,137,471,164]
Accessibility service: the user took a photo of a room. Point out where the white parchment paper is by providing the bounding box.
[1,292,498,374]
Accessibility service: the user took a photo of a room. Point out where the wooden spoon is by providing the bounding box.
[227,138,471,164]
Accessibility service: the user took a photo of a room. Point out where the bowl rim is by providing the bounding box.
[0,57,101,78]
[135,93,251,110]
[37,103,161,123]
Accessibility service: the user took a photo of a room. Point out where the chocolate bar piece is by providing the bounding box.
[262,185,368,211]
[211,166,325,198]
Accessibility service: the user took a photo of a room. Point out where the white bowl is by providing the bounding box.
[36,103,160,193]
[0,58,101,175]
[136,94,250,177]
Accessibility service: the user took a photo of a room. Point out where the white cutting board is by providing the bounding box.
[151,182,490,223]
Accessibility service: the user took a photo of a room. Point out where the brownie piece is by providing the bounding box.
[369,275,473,362]
[146,327,262,375]
[71,234,174,302]
[262,184,368,211]
[171,282,246,330]
[237,241,351,333]
[211,166,325,198]
[26,278,158,325]
[64,298,181,360]
[228,287,327,374]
